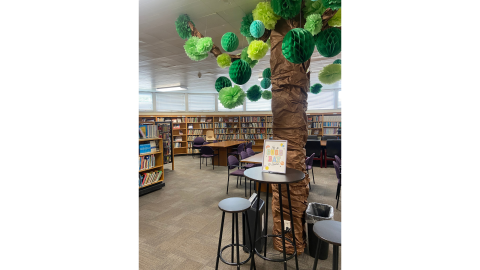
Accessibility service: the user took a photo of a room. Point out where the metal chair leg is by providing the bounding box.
[227,174,230,194]
[312,166,315,184]
[215,212,226,270]
[336,185,341,209]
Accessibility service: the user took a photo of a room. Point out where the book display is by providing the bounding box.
[139,119,165,196]
[157,121,174,168]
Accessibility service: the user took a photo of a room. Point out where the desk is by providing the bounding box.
[205,141,245,166]
[240,152,272,193]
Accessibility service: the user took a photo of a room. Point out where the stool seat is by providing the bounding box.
[218,197,251,213]
[313,220,341,246]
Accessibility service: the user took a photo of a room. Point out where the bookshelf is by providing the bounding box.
[157,121,174,170]
[139,123,165,196]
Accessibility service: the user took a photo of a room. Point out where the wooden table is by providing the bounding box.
[205,141,245,166]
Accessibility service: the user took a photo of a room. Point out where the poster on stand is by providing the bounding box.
[262,140,287,174]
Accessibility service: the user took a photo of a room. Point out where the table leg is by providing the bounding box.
[263,184,269,257]
[278,184,287,270]
[312,238,320,270]
[250,182,261,270]
[333,245,339,270]
[286,185,299,270]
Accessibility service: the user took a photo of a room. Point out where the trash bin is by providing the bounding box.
[306,202,334,259]
[242,193,266,253]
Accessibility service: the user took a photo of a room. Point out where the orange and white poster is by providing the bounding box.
[262,140,287,174]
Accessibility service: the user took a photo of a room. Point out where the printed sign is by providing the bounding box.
[262,140,287,174]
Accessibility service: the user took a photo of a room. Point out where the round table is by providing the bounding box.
[243,167,305,270]
[312,220,341,270]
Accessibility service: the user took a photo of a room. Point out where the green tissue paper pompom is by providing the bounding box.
[310,83,323,94]
[247,40,269,60]
[241,47,258,68]
[184,37,208,61]
[217,53,232,68]
[196,37,213,53]
[221,32,239,52]
[246,36,255,44]
[266,38,271,48]
[328,8,341,27]
[318,63,341,84]
[240,13,254,38]
[253,2,281,30]
[260,78,271,89]
[315,27,341,57]
[272,0,301,20]
[247,85,263,102]
[333,59,341,64]
[215,77,232,92]
[322,0,341,10]
[282,28,315,64]
[250,20,265,38]
[175,14,194,40]
[263,68,271,79]
[304,14,323,36]
[219,85,246,109]
[229,59,252,85]
[304,0,327,17]
[262,90,272,100]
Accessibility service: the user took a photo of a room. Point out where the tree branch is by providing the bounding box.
[188,21,240,60]
[321,8,339,31]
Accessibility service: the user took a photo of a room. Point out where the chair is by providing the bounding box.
[246,148,255,157]
[306,140,323,167]
[324,140,341,167]
[192,137,205,158]
[227,155,246,196]
[200,146,218,170]
[306,153,315,184]
[245,142,252,149]
[206,130,215,141]
[308,135,319,140]
[241,151,261,169]
[229,143,245,158]
[335,155,341,167]
[321,135,338,141]
[305,156,312,190]
[333,161,341,209]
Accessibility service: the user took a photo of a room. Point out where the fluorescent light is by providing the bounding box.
[156,86,187,92]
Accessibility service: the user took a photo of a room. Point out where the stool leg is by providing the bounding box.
[278,184,287,270]
[244,210,255,270]
[287,185,299,270]
[250,182,261,270]
[312,238,321,270]
[215,212,226,270]
[263,184,269,257]
[332,245,339,270]
[232,213,235,263]
[312,167,315,184]
[227,174,230,194]
[235,213,240,269]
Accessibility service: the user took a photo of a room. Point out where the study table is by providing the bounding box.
[204,141,245,166]
[240,152,271,193]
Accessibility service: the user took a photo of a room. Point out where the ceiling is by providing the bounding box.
[139,0,341,93]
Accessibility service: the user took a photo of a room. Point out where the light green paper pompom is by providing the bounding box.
[247,85,263,102]
[310,83,323,94]
[304,14,323,36]
[196,37,213,53]
[266,38,271,48]
[252,2,281,30]
[247,40,269,60]
[175,14,194,40]
[322,0,341,11]
[241,47,258,68]
[272,0,301,20]
[217,53,232,68]
[262,90,272,100]
[318,64,341,84]
[219,85,246,109]
[304,0,327,17]
[221,32,239,52]
[246,36,255,44]
[184,37,208,61]
[328,8,341,27]
[240,13,254,38]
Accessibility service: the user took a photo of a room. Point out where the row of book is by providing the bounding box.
[139,154,157,170]
[140,118,155,122]
[218,117,239,122]
[309,122,323,128]
[241,116,265,122]
[216,134,241,140]
[241,122,266,128]
[241,128,265,134]
[267,128,273,134]
[266,122,273,127]
[139,124,159,138]
[187,117,212,123]
[174,136,183,142]
[139,170,162,188]
[308,115,322,122]
[187,135,205,141]
[308,129,321,135]
[173,124,182,129]
[214,123,228,128]
[188,130,203,135]
[157,117,185,123]
[244,134,265,139]
[158,123,171,164]
[139,142,158,154]
[215,129,238,134]
[324,116,341,122]
[267,116,273,122]
[199,123,213,128]
[187,148,201,154]
[174,142,183,148]
[324,122,341,127]
[323,127,340,134]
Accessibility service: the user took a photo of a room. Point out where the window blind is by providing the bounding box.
[155,93,185,112]
[246,97,271,111]
[187,94,216,112]
[337,90,342,108]
[139,92,153,111]
[307,90,335,110]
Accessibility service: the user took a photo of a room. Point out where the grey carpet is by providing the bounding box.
[140,155,341,270]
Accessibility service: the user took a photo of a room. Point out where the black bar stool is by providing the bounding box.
[215,197,255,270]
[312,220,341,270]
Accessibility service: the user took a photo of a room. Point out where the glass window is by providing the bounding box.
[307,90,335,110]
[187,94,215,112]
[246,97,271,111]
[139,92,153,111]
[155,93,186,112]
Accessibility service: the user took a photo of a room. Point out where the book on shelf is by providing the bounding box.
[200,117,206,122]
[149,141,157,153]
[139,127,146,138]
[206,118,212,122]
[173,124,180,129]
[139,170,162,188]
[174,142,182,148]
[179,130,183,135]
[175,136,182,142]
[139,154,156,170]
[188,124,193,129]
[172,119,177,123]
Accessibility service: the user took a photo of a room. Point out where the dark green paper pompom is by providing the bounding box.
[260,78,271,89]
[262,90,272,100]
[221,32,239,52]
[247,85,263,102]
[333,59,341,64]
[315,27,341,57]
[215,77,232,92]
[240,13,254,38]
[229,59,252,85]
[310,83,323,94]
[282,28,315,64]
[263,68,271,79]
[322,0,341,10]
[175,14,194,40]
[272,0,301,20]
[241,47,258,68]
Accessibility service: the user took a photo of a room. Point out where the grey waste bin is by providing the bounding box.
[306,203,334,259]
[242,194,266,253]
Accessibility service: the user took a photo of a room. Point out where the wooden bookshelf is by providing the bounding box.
[138,134,165,196]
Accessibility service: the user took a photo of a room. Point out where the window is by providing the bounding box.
[139,92,153,111]
[187,94,215,112]
[246,98,271,111]
[337,90,342,108]
[155,93,185,112]
[218,97,244,111]
[307,90,335,110]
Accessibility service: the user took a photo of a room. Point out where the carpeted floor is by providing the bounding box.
[139,155,341,270]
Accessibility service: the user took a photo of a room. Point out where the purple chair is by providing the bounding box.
[306,153,316,184]
[333,160,341,209]
[246,148,255,157]
[245,142,252,149]
[227,155,247,197]
[240,151,258,169]
[192,137,205,158]
[203,141,209,145]
[335,155,341,167]
[228,143,245,158]
[305,156,312,190]
[200,146,218,170]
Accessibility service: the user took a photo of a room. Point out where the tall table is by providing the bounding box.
[240,152,272,193]
[244,167,305,270]
[205,141,245,166]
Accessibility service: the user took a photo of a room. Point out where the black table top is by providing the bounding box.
[218,197,251,213]
[243,167,305,184]
[313,220,341,246]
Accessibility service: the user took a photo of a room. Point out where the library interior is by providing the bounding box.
[139,0,341,269]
